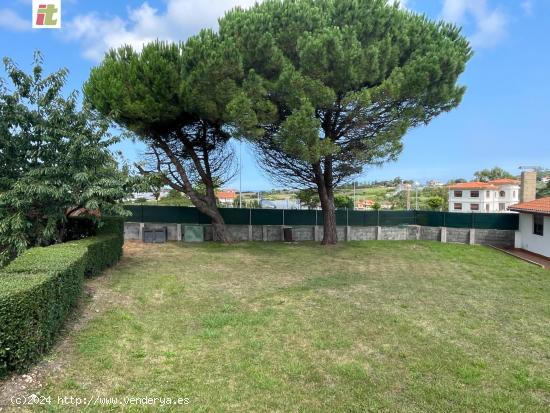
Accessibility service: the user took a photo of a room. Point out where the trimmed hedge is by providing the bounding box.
[0,218,124,377]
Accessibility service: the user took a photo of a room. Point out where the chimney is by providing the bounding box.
[520,171,537,203]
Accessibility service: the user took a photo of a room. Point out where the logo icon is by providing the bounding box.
[32,0,61,29]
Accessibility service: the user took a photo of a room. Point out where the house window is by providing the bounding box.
[454,203,462,210]
[471,190,479,198]
[486,204,490,212]
[500,191,505,197]
[534,215,544,236]
[499,203,506,211]
[471,204,479,211]
[486,191,490,197]
[454,191,463,197]
[513,191,516,198]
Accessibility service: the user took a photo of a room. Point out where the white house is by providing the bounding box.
[130,188,171,202]
[427,179,444,187]
[448,179,520,213]
[509,197,550,258]
[216,189,237,206]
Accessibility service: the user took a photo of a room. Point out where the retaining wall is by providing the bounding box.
[124,222,515,247]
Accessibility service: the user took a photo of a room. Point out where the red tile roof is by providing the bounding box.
[488,178,520,185]
[509,197,550,214]
[216,190,236,200]
[448,182,498,190]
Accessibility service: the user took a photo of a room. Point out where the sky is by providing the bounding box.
[0,0,549,190]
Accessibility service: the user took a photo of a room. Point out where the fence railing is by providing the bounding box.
[124,205,519,231]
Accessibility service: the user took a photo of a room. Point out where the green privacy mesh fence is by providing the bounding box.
[125,206,519,230]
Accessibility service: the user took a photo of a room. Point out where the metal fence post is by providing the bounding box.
[248,209,253,241]
[281,209,285,241]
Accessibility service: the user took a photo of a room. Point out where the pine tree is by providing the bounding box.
[85,35,241,242]
[223,0,472,244]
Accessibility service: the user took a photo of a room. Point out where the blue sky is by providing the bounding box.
[1,0,549,190]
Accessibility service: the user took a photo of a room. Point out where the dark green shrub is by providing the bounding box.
[0,218,124,377]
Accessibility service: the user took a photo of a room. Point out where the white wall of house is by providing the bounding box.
[497,184,520,209]
[515,213,550,258]
[448,185,519,213]
[449,189,497,213]
[218,198,235,205]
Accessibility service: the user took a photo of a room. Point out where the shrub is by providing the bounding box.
[0,218,123,377]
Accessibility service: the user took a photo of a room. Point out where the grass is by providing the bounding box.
[5,241,550,412]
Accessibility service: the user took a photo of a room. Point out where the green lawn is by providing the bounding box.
[5,241,550,412]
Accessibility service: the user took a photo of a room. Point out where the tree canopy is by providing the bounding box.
[474,166,516,182]
[0,53,133,263]
[85,36,241,242]
[426,196,444,211]
[221,0,472,243]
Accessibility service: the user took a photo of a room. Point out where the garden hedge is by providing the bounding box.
[0,218,124,377]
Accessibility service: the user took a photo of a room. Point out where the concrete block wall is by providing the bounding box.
[251,226,263,241]
[420,226,441,242]
[475,229,515,247]
[406,225,421,240]
[349,227,377,241]
[446,228,470,244]
[124,222,141,240]
[124,222,515,247]
[293,226,316,241]
[124,222,180,241]
[379,226,408,241]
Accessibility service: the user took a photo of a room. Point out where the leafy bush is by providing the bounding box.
[0,218,123,377]
[0,54,135,265]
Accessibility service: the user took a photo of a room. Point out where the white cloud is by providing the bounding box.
[441,0,508,48]
[521,0,533,16]
[0,8,29,31]
[65,0,258,62]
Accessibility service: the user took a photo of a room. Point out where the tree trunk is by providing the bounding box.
[313,160,338,245]
[144,140,232,243]
[202,181,231,243]
[211,214,230,243]
[204,193,231,244]
[318,188,337,245]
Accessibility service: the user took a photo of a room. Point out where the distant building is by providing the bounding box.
[509,197,550,258]
[356,199,375,210]
[542,176,550,184]
[427,179,444,187]
[216,189,237,206]
[448,179,520,213]
[260,199,301,209]
[130,189,170,201]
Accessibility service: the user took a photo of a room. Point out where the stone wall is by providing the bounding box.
[124,222,515,247]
